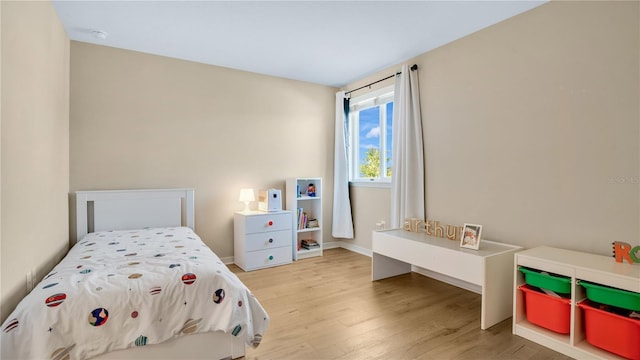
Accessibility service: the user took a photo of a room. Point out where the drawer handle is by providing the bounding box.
[268,238,274,243]
[268,255,274,261]
[268,221,273,226]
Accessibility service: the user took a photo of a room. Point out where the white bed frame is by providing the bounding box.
[75,189,245,360]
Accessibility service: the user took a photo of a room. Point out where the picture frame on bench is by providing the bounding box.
[460,223,482,250]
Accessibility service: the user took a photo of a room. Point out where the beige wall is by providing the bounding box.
[346,186,390,254]
[1,1,70,323]
[70,42,336,259]
[343,1,639,255]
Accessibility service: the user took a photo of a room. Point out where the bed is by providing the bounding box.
[1,189,268,360]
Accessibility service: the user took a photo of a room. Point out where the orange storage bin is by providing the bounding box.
[519,284,571,334]
[578,300,640,360]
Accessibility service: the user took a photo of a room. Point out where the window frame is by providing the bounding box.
[348,86,394,186]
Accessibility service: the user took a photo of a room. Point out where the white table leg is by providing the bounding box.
[372,252,412,281]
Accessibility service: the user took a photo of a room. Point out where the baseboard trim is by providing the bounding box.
[332,241,372,257]
[323,241,340,250]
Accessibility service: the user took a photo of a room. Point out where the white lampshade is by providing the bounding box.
[239,188,255,212]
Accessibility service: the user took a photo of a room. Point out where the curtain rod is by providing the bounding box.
[345,64,418,96]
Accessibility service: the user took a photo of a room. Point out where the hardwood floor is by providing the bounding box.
[230,248,571,360]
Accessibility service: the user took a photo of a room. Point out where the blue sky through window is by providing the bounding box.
[358,106,380,168]
[357,102,394,177]
[350,88,394,181]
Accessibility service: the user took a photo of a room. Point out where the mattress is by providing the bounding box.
[1,227,269,360]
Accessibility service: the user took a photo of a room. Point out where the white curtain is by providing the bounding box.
[391,64,425,228]
[332,91,354,238]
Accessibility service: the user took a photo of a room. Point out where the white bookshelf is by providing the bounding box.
[286,177,322,260]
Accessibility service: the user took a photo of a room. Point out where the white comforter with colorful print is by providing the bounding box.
[1,227,269,360]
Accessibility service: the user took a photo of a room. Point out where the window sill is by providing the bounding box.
[349,180,391,189]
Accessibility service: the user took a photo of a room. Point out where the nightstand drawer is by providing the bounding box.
[245,213,291,233]
[246,230,291,252]
[234,210,293,271]
[245,246,292,270]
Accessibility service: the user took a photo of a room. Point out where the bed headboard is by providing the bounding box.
[75,189,195,241]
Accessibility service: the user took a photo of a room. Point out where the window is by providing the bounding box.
[348,86,394,184]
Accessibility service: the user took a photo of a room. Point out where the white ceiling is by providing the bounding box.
[52,1,546,88]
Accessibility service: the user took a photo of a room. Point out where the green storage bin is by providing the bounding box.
[519,267,571,294]
[579,281,640,312]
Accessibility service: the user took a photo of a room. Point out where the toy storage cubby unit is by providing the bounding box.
[286,177,322,260]
[513,246,640,360]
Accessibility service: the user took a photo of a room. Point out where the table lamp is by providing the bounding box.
[239,188,255,212]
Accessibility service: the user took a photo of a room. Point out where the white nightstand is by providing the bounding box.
[234,210,293,271]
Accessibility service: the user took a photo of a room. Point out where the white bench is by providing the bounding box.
[372,229,522,330]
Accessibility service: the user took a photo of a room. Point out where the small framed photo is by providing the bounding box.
[460,223,482,250]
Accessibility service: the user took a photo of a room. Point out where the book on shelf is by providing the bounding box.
[300,239,319,250]
[297,208,308,230]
